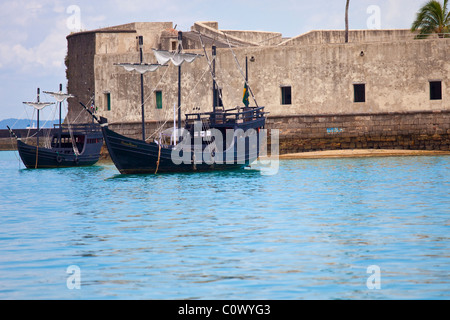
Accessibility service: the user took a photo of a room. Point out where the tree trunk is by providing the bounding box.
[345,0,350,43]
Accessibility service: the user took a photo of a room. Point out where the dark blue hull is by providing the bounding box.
[16,124,103,169]
[102,106,267,175]
[17,140,101,168]
[102,127,257,174]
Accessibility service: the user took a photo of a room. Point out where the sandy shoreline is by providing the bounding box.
[277,149,450,159]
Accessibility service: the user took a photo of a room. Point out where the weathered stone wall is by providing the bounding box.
[0,129,55,150]
[66,22,173,124]
[108,120,179,141]
[221,30,283,46]
[91,110,450,156]
[93,51,203,124]
[3,110,449,154]
[0,137,16,150]
[95,31,137,55]
[91,37,450,125]
[66,32,96,123]
[65,23,450,154]
[212,38,449,117]
[67,23,449,125]
[94,22,173,55]
[279,29,418,46]
[190,22,259,47]
[267,111,450,154]
[104,110,450,155]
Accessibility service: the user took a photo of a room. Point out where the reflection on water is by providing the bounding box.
[0,151,449,299]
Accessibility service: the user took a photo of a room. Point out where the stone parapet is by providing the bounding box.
[266,110,450,154]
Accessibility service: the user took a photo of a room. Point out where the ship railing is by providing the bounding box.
[185,106,266,126]
[53,123,101,133]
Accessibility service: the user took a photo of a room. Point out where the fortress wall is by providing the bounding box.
[65,23,450,154]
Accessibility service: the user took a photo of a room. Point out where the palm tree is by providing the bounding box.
[345,0,350,43]
[411,0,450,38]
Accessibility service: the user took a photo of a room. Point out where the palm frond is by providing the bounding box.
[411,0,450,38]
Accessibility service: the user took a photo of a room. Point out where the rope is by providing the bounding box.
[43,99,59,149]
[115,61,172,142]
[64,107,81,156]
[7,108,29,168]
[35,146,38,169]
[22,98,58,142]
[25,109,36,142]
[155,144,161,174]
[224,33,259,107]
[9,136,21,168]
[141,60,172,108]
[65,93,93,124]
[8,109,28,130]
[198,33,225,110]
[148,63,174,137]
[145,31,260,142]
[145,61,212,142]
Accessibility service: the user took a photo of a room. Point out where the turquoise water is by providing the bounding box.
[0,150,449,299]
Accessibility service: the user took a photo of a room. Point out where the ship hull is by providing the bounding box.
[102,126,260,174]
[15,124,103,169]
[17,140,101,168]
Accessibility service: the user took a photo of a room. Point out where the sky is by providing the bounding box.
[0,0,428,121]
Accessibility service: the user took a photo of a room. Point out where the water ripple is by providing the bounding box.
[0,151,449,299]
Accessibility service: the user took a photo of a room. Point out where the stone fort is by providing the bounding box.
[65,21,450,153]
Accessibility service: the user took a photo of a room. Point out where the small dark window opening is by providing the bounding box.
[155,91,163,109]
[354,84,366,103]
[105,93,111,111]
[430,81,442,100]
[213,88,223,107]
[171,40,177,51]
[281,86,292,105]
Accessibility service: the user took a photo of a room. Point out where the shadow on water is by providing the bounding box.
[18,164,106,173]
[17,165,108,181]
[105,166,261,181]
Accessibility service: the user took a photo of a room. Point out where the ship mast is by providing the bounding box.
[152,32,202,138]
[115,36,164,141]
[177,31,182,131]
[212,45,217,115]
[138,36,146,141]
[43,84,74,149]
[22,88,55,168]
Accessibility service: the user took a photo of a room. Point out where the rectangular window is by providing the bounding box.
[171,40,178,51]
[105,92,111,111]
[430,81,442,100]
[354,84,366,103]
[155,91,162,109]
[281,86,292,105]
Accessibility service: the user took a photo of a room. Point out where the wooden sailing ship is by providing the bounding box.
[83,32,266,174]
[8,85,103,169]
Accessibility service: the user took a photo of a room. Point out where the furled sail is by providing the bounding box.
[114,63,164,74]
[22,102,54,110]
[43,91,74,103]
[152,49,202,67]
